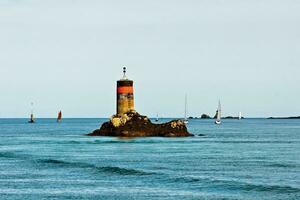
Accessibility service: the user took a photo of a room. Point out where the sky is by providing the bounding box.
[0,0,299,118]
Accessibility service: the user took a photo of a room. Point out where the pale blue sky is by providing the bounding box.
[0,0,299,118]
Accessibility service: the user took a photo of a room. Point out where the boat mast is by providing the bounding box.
[30,102,34,119]
[184,94,188,120]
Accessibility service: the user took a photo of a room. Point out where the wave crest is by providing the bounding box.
[171,176,300,193]
[39,158,153,176]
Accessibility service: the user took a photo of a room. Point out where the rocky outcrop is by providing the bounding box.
[201,114,211,119]
[224,116,245,119]
[268,116,300,119]
[87,111,193,137]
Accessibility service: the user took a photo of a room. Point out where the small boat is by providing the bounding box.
[28,113,35,123]
[57,111,62,122]
[238,112,242,120]
[28,102,35,123]
[155,113,159,122]
[184,94,188,124]
[215,100,221,125]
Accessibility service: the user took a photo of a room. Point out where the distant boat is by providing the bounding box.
[28,113,35,123]
[215,100,221,125]
[28,102,35,123]
[155,113,159,122]
[57,111,62,122]
[184,94,188,124]
[238,112,242,120]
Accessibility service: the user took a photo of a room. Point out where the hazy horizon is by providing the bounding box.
[0,0,299,118]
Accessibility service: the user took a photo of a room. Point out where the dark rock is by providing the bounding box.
[88,111,193,137]
[225,116,234,119]
[268,116,300,119]
[224,116,245,119]
[188,116,200,119]
[201,114,211,119]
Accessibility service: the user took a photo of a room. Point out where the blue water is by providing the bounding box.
[0,118,299,200]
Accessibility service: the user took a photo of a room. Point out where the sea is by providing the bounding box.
[0,118,299,200]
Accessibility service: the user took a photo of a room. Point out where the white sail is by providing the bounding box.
[215,100,221,124]
[184,94,188,124]
[217,101,221,121]
[29,102,35,123]
[238,112,242,120]
[31,102,34,116]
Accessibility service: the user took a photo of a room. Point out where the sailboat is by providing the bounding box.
[28,102,35,123]
[57,111,62,122]
[184,94,188,124]
[215,100,221,125]
[155,113,159,122]
[238,112,242,120]
[28,113,35,123]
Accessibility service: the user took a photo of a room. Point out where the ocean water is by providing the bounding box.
[0,118,299,200]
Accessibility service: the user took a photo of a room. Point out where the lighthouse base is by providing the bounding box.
[87,111,193,137]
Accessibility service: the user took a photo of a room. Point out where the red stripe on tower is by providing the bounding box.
[117,86,134,94]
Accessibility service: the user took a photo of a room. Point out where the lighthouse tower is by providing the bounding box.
[116,67,135,115]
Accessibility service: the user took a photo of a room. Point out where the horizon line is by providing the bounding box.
[0,117,296,119]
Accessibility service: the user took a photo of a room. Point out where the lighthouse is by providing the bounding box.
[116,67,135,115]
[88,67,192,137]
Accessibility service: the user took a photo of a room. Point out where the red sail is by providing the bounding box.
[57,111,62,120]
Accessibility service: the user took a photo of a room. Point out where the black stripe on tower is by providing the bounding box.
[117,80,133,87]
